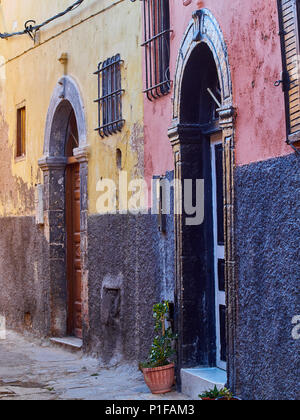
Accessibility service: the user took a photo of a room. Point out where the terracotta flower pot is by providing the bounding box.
[142,363,175,394]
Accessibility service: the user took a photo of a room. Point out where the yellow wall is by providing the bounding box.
[0,0,144,216]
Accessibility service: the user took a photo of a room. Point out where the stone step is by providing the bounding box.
[50,337,83,353]
[181,368,227,400]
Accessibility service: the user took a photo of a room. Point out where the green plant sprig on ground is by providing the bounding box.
[141,301,177,369]
[199,386,234,400]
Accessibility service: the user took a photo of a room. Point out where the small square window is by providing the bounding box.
[16,106,26,158]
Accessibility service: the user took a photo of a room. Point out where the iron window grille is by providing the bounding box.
[142,0,172,101]
[94,54,125,138]
[277,0,300,149]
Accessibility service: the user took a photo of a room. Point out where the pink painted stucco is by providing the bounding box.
[143,0,291,188]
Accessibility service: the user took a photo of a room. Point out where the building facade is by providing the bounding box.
[141,0,299,400]
[0,0,299,400]
[0,0,157,365]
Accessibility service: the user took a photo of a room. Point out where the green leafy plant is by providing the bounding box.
[141,301,177,369]
[217,388,235,400]
[199,386,234,400]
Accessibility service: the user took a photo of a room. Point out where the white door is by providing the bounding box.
[211,134,226,371]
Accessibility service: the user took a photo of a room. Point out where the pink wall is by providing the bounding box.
[143,0,291,188]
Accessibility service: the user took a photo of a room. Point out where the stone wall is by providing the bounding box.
[0,216,50,336]
[235,153,299,400]
[86,177,175,365]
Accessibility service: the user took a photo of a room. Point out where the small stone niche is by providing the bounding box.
[116,148,122,170]
[24,312,32,329]
[101,288,121,326]
[101,274,123,327]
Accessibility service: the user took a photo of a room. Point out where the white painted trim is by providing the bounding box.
[211,136,226,372]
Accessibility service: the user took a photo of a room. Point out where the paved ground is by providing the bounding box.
[0,331,190,400]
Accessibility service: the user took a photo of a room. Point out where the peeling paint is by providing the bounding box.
[0,107,35,216]
[0,0,144,217]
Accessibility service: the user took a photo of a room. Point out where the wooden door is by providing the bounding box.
[66,162,82,339]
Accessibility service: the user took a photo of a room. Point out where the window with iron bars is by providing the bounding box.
[142,0,172,101]
[94,54,125,138]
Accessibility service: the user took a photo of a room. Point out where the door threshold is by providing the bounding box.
[181,367,227,400]
[50,337,83,353]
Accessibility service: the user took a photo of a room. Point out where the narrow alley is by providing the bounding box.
[0,0,298,401]
[0,331,189,401]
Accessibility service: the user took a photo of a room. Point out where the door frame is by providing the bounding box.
[211,134,226,371]
[38,76,89,340]
[168,9,237,392]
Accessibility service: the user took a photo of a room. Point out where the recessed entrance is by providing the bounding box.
[169,9,236,393]
[39,76,88,341]
[177,41,226,369]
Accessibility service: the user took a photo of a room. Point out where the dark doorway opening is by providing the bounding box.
[177,42,226,370]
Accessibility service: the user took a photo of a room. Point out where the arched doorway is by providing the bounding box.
[168,9,237,391]
[180,42,226,370]
[38,76,89,341]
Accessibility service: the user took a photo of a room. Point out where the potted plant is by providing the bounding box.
[199,386,241,401]
[199,386,224,401]
[140,301,177,394]
[216,388,242,400]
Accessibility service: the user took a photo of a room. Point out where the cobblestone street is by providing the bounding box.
[0,331,190,401]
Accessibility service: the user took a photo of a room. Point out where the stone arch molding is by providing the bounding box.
[172,8,234,126]
[42,75,88,159]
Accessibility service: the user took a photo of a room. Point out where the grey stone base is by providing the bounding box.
[0,209,175,367]
[86,210,175,365]
[234,152,299,400]
[1,154,298,400]
[0,216,50,336]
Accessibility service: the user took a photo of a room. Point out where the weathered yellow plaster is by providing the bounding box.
[0,0,144,217]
